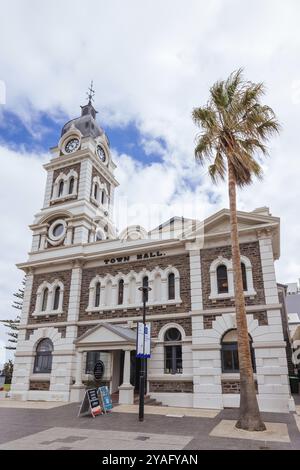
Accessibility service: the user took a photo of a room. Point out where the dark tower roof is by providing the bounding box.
[61,82,109,143]
[61,101,105,139]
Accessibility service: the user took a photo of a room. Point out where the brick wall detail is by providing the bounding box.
[149,381,193,393]
[79,254,191,321]
[201,241,265,309]
[50,162,81,205]
[29,381,50,391]
[221,380,258,394]
[28,270,72,324]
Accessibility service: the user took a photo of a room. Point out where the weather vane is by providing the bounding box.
[87,80,95,103]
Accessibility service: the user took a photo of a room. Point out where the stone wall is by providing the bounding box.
[78,254,191,321]
[150,317,192,337]
[149,381,193,393]
[29,381,50,391]
[200,241,265,309]
[221,379,258,394]
[92,166,111,193]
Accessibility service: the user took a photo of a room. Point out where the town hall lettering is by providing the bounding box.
[104,251,165,265]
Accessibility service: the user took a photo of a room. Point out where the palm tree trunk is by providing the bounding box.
[227,159,266,431]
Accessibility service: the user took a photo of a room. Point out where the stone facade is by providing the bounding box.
[221,380,258,394]
[150,317,192,337]
[92,166,111,193]
[200,241,265,309]
[79,253,191,321]
[50,162,81,205]
[149,381,193,393]
[28,270,72,324]
[29,381,50,391]
[11,100,293,414]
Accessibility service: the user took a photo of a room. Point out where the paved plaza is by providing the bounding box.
[0,398,300,450]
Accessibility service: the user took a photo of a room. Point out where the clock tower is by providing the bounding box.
[31,89,119,252]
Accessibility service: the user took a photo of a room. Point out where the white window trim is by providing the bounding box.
[33,279,64,316]
[90,176,109,208]
[209,255,256,300]
[51,169,78,202]
[86,266,182,312]
[47,219,67,247]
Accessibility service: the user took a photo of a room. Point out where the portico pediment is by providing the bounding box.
[75,323,136,349]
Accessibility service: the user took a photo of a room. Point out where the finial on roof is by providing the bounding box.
[86,80,95,104]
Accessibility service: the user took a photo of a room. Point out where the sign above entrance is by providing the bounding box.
[94,360,105,381]
[103,251,166,265]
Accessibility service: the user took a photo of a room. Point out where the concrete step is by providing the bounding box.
[134,395,163,406]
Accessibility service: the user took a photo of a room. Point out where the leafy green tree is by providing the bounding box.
[192,69,279,431]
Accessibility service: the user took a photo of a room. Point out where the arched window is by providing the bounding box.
[217,265,228,293]
[53,286,60,310]
[95,282,101,307]
[164,327,182,374]
[118,279,124,305]
[168,273,175,300]
[94,184,98,200]
[58,180,64,197]
[142,276,149,302]
[68,177,74,194]
[241,263,247,291]
[221,329,256,373]
[41,288,48,312]
[34,338,53,373]
[95,230,103,241]
[101,190,105,205]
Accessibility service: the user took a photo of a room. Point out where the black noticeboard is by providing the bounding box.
[78,388,102,418]
[94,360,105,380]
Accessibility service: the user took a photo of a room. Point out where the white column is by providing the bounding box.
[74,351,83,386]
[118,349,134,404]
[123,282,129,306]
[65,225,74,245]
[43,169,54,208]
[259,237,279,304]
[187,244,203,311]
[67,263,82,322]
[70,350,85,402]
[78,159,92,201]
[19,272,34,326]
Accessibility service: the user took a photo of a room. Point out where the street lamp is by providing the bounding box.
[138,285,152,422]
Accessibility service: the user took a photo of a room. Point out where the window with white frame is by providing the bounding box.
[91,176,109,207]
[34,280,64,316]
[34,338,53,374]
[209,255,256,299]
[221,329,256,373]
[86,266,182,312]
[51,170,78,201]
[164,328,183,374]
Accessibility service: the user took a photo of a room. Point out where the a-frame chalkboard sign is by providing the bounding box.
[78,388,102,418]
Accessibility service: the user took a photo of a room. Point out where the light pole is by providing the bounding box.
[138,285,151,422]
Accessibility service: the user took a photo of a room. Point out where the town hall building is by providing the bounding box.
[10,95,295,412]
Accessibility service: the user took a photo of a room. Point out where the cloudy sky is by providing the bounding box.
[1,0,300,362]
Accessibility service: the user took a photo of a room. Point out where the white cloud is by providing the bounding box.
[0,146,47,356]
[0,0,300,357]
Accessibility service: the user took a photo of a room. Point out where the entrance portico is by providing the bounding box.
[71,323,136,404]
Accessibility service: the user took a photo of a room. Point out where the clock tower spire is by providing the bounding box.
[29,91,119,253]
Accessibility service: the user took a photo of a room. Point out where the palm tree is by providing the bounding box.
[192,69,280,431]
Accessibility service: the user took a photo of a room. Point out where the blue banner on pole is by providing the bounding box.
[136,322,151,358]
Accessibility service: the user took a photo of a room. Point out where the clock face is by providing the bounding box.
[97,145,106,162]
[65,138,80,153]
